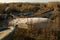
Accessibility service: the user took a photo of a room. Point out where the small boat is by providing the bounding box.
[0,25,17,40]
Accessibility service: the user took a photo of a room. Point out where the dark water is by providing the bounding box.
[0,27,9,32]
[12,10,34,16]
[22,11,34,16]
[12,10,20,15]
[40,11,53,18]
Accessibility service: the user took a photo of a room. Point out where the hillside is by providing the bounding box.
[0,2,60,40]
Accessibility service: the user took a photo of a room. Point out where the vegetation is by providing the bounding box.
[0,2,60,40]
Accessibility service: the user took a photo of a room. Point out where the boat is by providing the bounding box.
[0,25,17,40]
[9,18,51,29]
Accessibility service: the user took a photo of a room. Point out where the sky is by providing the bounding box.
[0,0,60,3]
